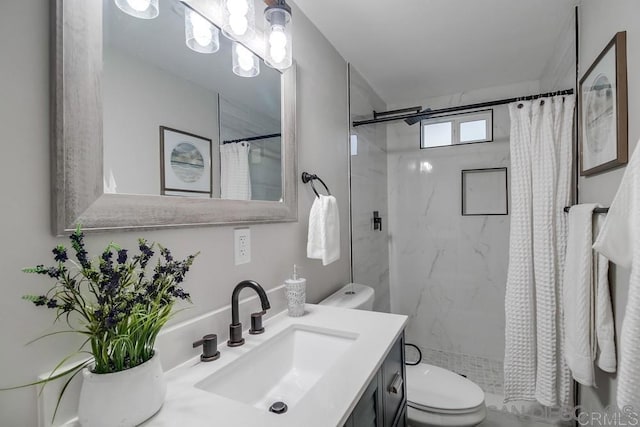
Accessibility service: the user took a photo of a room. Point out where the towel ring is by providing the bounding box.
[301,172,331,198]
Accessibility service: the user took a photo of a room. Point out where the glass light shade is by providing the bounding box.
[222,0,255,41]
[232,42,260,77]
[264,6,292,69]
[114,0,159,19]
[185,9,220,54]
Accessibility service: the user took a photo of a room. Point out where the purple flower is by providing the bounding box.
[105,315,117,328]
[173,289,190,300]
[137,240,155,268]
[70,229,91,269]
[76,249,90,269]
[46,267,61,279]
[47,299,58,309]
[101,250,113,262]
[117,249,128,264]
[160,247,173,262]
[52,246,68,263]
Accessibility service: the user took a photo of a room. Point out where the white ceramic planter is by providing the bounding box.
[78,351,166,427]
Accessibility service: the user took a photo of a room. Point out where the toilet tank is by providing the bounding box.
[319,283,375,311]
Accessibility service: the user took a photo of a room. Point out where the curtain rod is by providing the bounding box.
[352,88,575,127]
[222,133,281,144]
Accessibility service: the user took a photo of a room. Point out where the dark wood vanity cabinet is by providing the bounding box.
[344,333,406,427]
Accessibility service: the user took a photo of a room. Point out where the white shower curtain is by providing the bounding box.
[504,95,575,408]
[220,142,252,200]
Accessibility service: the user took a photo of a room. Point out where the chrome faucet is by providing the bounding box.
[227,280,271,347]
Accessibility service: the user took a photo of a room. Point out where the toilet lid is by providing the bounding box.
[406,364,485,413]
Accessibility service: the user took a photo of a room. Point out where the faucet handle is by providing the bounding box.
[249,311,266,335]
[193,334,220,362]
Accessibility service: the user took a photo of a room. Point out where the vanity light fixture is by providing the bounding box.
[264,0,292,70]
[185,8,220,54]
[114,0,159,19]
[222,0,256,40]
[232,42,260,77]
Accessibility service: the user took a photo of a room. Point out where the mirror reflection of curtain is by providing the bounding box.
[220,142,252,200]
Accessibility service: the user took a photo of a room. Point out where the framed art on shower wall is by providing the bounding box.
[579,31,628,176]
[160,126,212,197]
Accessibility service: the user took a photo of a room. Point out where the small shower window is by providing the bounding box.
[420,109,493,149]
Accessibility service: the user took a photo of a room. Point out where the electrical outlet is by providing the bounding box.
[234,228,251,265]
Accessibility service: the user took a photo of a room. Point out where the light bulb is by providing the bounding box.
[236,44,254,71]
[226,0,248,16]
[268,26,287,62]
[127,0,151,12]
[270,46,286,63]
[229,14,248,35]
[269,26,287,49]
[190,11,213,46]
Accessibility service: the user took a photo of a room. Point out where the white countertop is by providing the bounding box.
[141,304,407,427]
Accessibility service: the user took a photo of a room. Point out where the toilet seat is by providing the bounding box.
[406,363,485,413]
[405,363,487,426]
[408,400,484,415]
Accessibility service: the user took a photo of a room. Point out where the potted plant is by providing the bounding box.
[6,227,198,426]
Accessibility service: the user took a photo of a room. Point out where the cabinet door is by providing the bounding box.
[382,334,406,427]
[344,371,383,427]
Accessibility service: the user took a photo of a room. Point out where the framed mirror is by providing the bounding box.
[52,0,297,235]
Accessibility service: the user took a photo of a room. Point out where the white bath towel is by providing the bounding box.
[563,204,616,387]
[593,141,640,410]
[307,195,340,266]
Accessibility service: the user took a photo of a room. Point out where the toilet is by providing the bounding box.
[319,283,487,427]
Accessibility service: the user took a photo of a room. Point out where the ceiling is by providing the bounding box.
[293,0,577,105]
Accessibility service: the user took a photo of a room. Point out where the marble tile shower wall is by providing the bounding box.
[349,67,391,312]
[386,81,542,361]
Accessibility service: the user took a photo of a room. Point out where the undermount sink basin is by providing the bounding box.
[195,325,357,411]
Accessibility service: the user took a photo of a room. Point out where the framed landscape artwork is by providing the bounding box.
[579,31,628,176]
[160,126,212,197]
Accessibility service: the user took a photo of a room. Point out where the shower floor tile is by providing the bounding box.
[420,347,504,394]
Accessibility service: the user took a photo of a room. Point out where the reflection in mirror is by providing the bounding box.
[102,0,282,201]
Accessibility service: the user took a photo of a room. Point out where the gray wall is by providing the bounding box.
[0,1,350,426]
[104,47,220,196]
[387,80,538,361]
[540,0,640,414]
[349,66,390,312]
[578,0,637,414]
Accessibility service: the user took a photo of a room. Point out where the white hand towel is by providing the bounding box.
[307,195,340,266]
[594,219,616,374]
[593,141,640,410]
[563,204,598,386]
